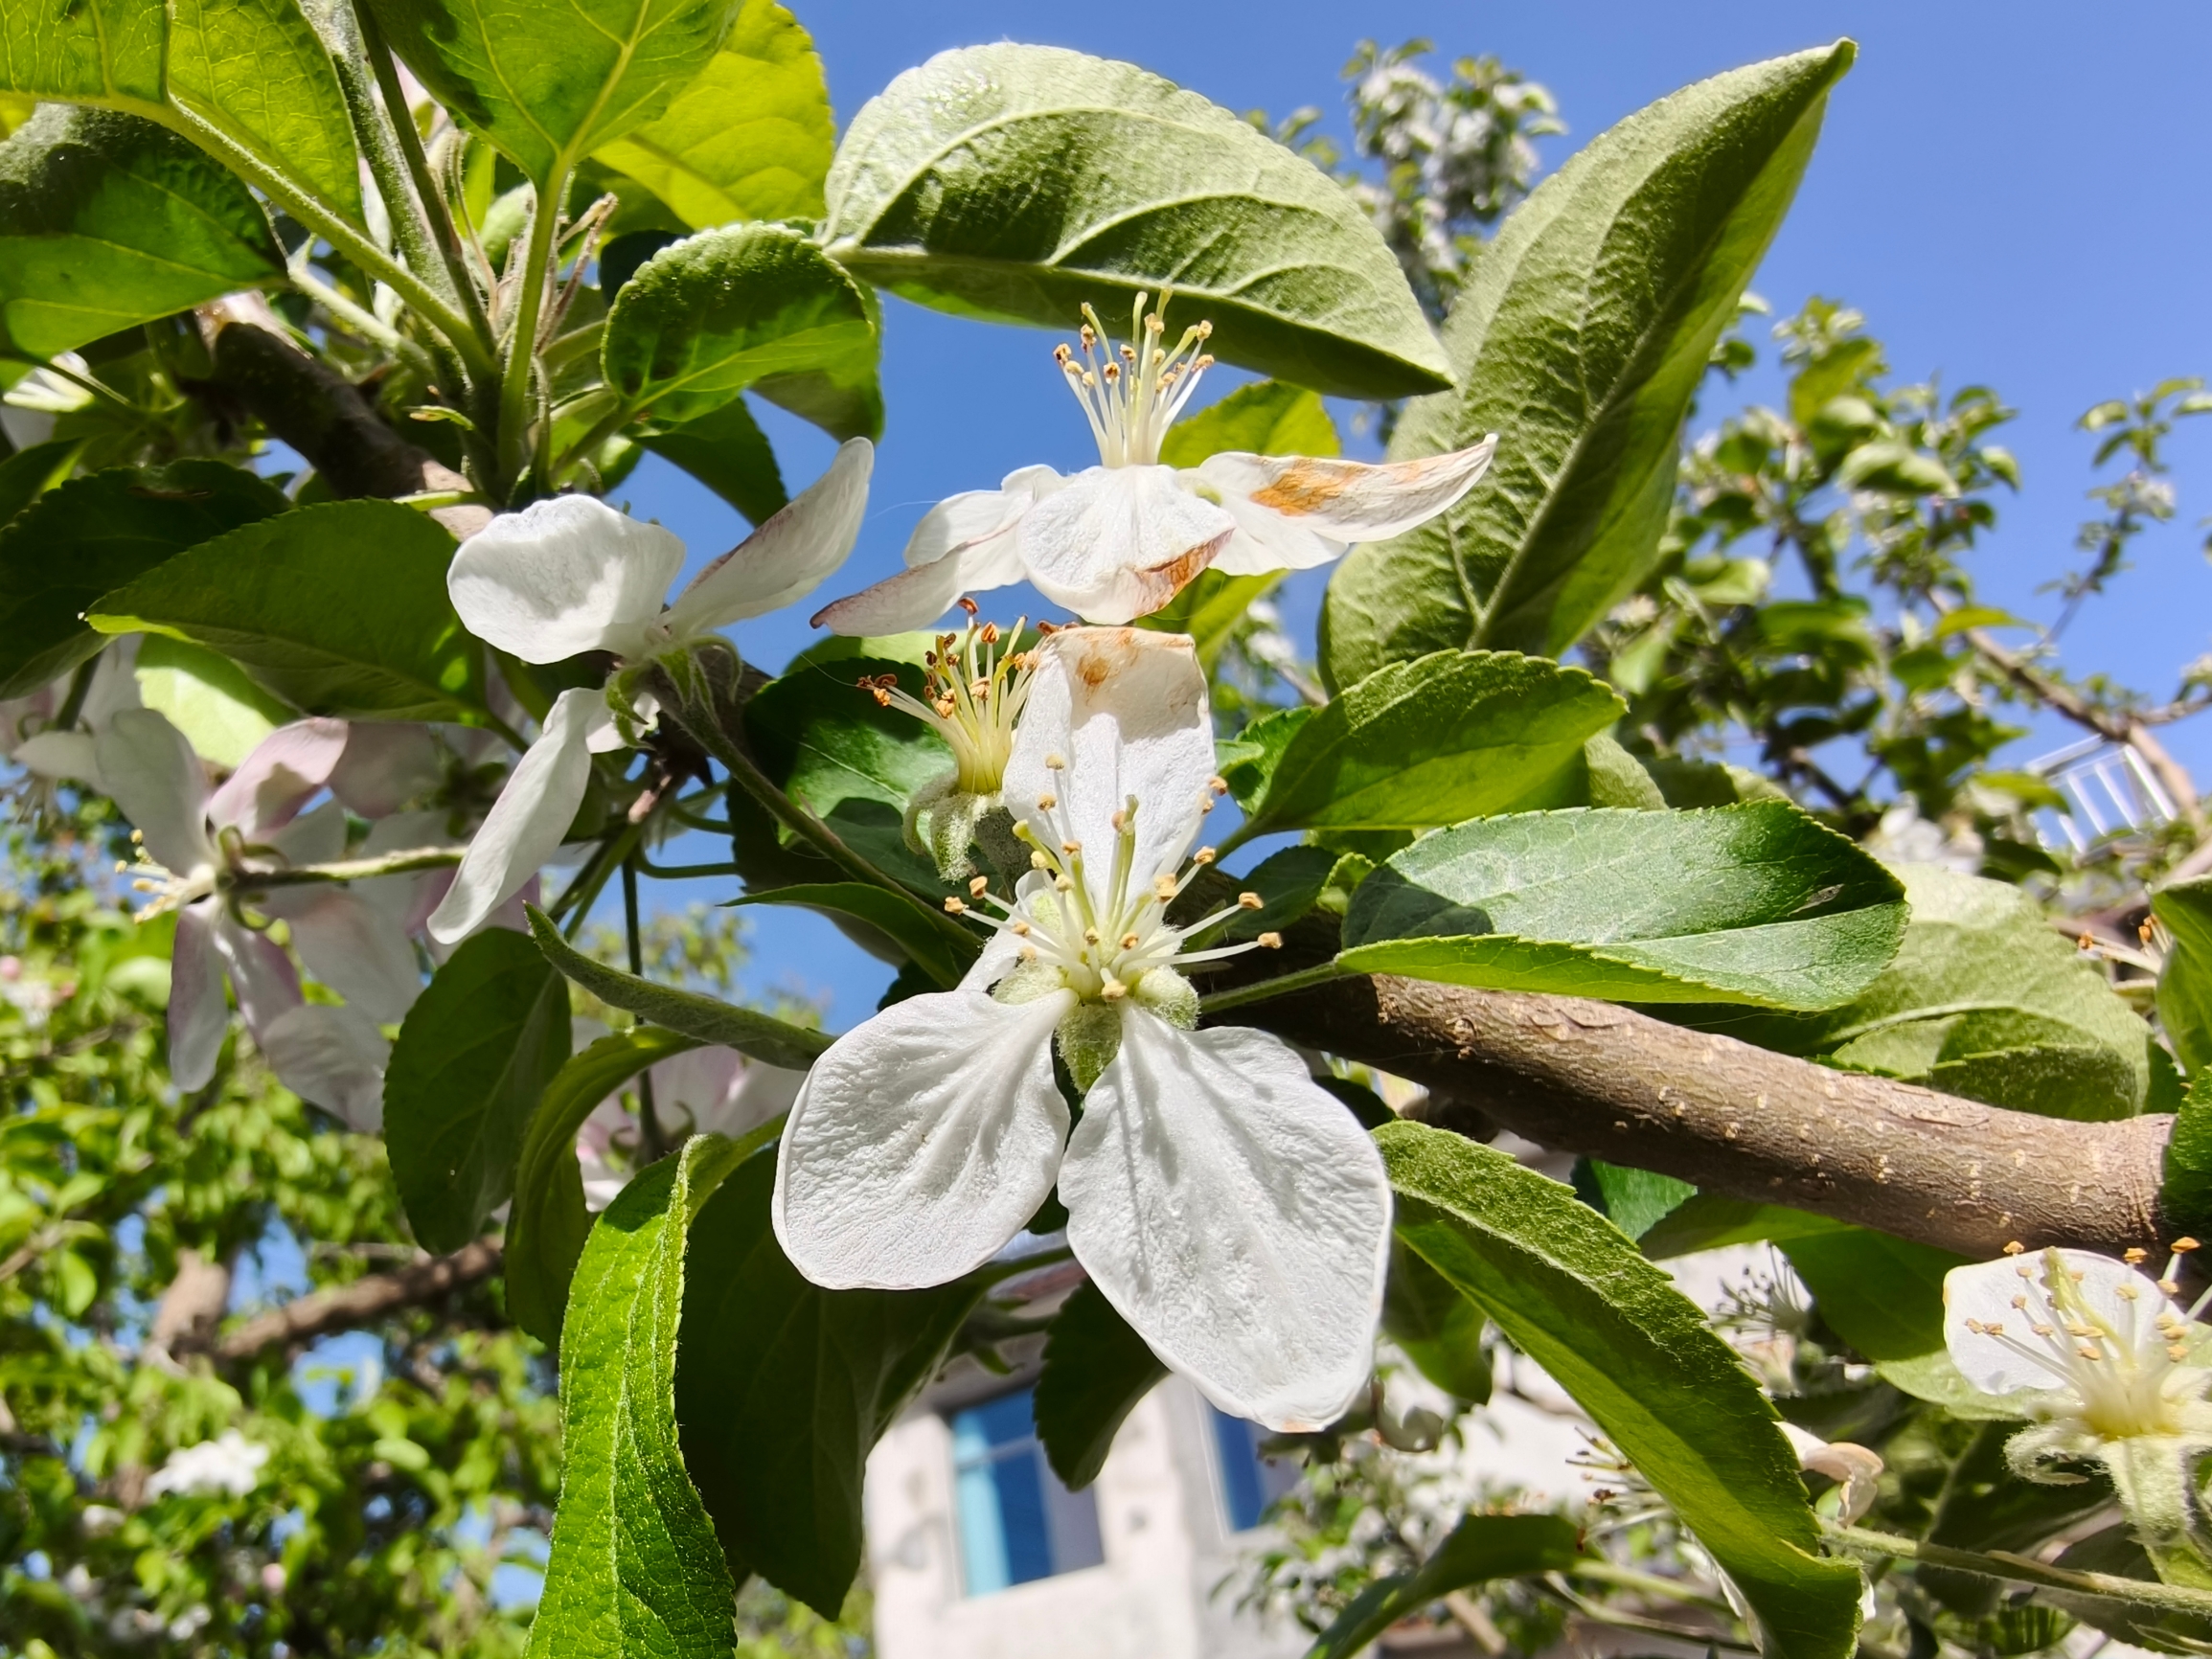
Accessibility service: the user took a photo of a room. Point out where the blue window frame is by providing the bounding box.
[1210,1407,1301,1533]
[949,1386,1105,1595]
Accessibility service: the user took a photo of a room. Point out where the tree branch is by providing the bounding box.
[210,1239,504,1361]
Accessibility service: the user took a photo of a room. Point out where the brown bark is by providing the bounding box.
[209,1239,504,1361]
[1228,973,2175,1261]
[145,1247,233,1368]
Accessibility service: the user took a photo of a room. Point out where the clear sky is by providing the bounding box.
[622,1,2212,1025]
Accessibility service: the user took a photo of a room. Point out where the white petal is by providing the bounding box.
[1060,1014,1391,1432]
[1204,489,1345,576]
[1943,1249,2170,1396]
[448,496,684,663]
[665,438,873,636]
[810,555,970,635]
[207,718,348,836]
[1003,627,1216,899]
[78,635,143,729]
[282,890,423,1023]
[167,902,228,1091]
[12,729,102,787]
[264,799,347,867]
[1195,436,1497,550]
[329,723,442,817]
[213,911,302,1039]
[653,1046,803,1140]
[426,690,602,943]
[97,709,215,876]
[259,1003,391,1133]
[773,988,1073,1289]
[810,465,1062,635]
[1016,466,1234,625]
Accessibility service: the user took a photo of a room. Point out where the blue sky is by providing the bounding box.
[621,1,2212,1024]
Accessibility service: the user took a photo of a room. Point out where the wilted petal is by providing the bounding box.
[666,438,873,636]
[1002,627,1215,897]
[1195,438,1498,576]
[774,988,1073,1289]
[168,901,229,1091]
[207,718,348,837]
[329,723,441,817]
[1018,466,1234,624]
[427,690,605,943]
[281,890,422,1023]
[98,710,215,876]
[213,911,302,1040]
[810,556,970,636]
[448,496,685,663]
[260,1002,390,1133]
[1060,1014,1391,1432]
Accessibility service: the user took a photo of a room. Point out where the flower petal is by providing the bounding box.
[1944,1248,2170,1397]
[207,717,349,836]
[427,690,604,943]
[448,496,685,663]
[282,889,423,1023]
[810,465,1062,635]
[167,901,228,1091]
[1060,1013,1391,1431]
[214,911,302,1040]
[652,1046,803,1140]
[665,438,874,636]
[1195,437,1498,555]
[264,799,347,867]
[1015,466,1234,624]
[12,729,102,788]
[259,1002,391,1133]
[329,723,442,817]
[97,709,215,876]
[773,988,1073,1289]
[810,555,970,635]
[1003,627,1216,898]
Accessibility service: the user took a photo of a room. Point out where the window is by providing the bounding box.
[949,1387,1105,1595]
[1210,1407,1301,1533]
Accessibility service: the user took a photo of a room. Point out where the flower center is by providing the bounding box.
[948,766,1281,1005]
[1055,292,1216,468]
[116,828,217,920]
[864,612,1035,797]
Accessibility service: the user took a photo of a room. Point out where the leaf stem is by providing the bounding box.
[496,178,568,495]
[237,847,464,888]
[633,857,742,880]
[1197,959,1349,1016]
[286,255,438,380]
[1826,1521,2212,1619]
[623,855,666,1163]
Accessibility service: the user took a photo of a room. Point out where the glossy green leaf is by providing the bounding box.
[1380,1238,1491,1403]
[0,0,163,107]
[529,1135,744,1659]
[729,882,973,988]
[1310,1511,1583,1659]
[1379,1121,1863,1659]
[743,649,949,823]
[1322,43,1855,685]
[1780,1228,2014,1420]
[675,1137,987,1616]
[527,905,832,1071]
[384,928,573,1257]
[603,220,880,435]
[635,396,787,526]
[2164,1070,2212,1240]
[1342,803,1905,1010]
[508,1025,704,1345]
[821,44,1450,400]
[1701,865,2155,1121]
[2154,878,2212,1077]
[368,0,741,184]
[593,0,832,227]
[1637,1195,1845,1259]
[168,0,361,218]
[1578,1160,1693,1241]
[1034,1281,1168,1491]
[87,499,489,721]
[1232,651,1626,840]
[1220,844,1339,942]
[0,458,287,697]
[0,104,284,360]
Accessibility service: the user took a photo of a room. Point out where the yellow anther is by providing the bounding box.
[969,876,991,898]
[1194,847,1216,865]
[1031,851,1051,870]
[2078,1344,2101,1361]
[1061,840,1081,855]
[2177,1237,2201,1252]
[1044,754,1065,771]
[2174,1344,2192,1360]
[1083,927,1101,945]
[944,897,967,914]
[1011,920,1032,937]
[1208,775,1228,796]
[2162,1279,2182,1295]
[1258,931,1284,949]
[2003,1240,2026,1255]
[1120,932,1140,950]
[1101,979,1128,999]
[1019,945,1038,963]
[2127,1247,2150,1263]
[1153,875,1177,900]
[1238,892,1264,910]
[1054,875,1073,892]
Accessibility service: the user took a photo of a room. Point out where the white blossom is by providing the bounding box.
[577,1045,804,1211]
[774,626,1391,1431]
[814,294,1494,633]
[145,1429,268,1499]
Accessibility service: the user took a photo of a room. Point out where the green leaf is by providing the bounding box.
[1703,865,2155,1121]
[527,905,832,1071]
[592,0,832,228]
[1379,1121,1863,1659]
[0,458,287,697]
[0,437,80,526]
[1034,1281,1168,1490]
[1778,1228,2014,1418]
[2167,1071,2212,1241]
[529,1135,744,1659]
[368,0,741,185]
[1577,1159,1694,1241]
[1637,1195,1846,1259]
[508,1025,704,1345]
[1322,43,1855,685]
[821,44,1451,400]
[0,0,164,107]
[86,497,490,721]
[1219,844,1339,942]
[0,104,284,360]
[2154,878,2212,1077]
[603,220,880,436]
[1309,1511,1584,1659]
[1920,1425,2113,1615]
[635,396,787,526]
[384,928,572,1257]
[131,633,297,768]
[675,1137,987,1616]
[743,649,950,825]
[167,0,361,218]
[1341,803,1906,1010]
[729,882,974,988]
[1232,651,1626,840]
[1380,1238,1492,1403]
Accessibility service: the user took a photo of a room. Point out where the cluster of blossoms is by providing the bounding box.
[16,295,1501,1428]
